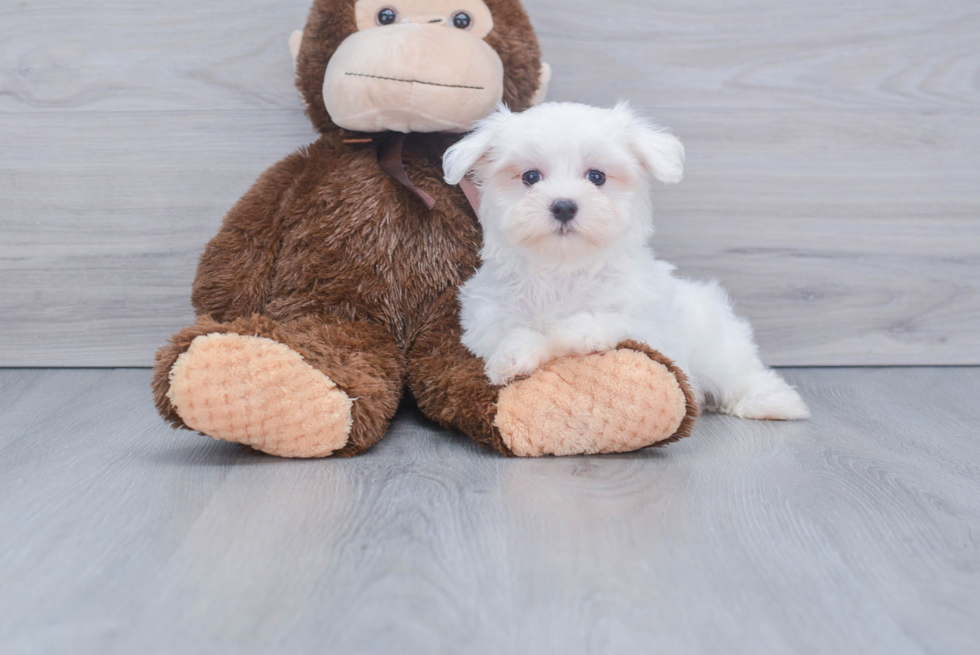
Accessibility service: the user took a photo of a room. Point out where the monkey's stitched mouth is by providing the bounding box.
[345,72,484,91]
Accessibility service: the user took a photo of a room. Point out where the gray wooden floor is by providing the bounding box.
[1,368,978,654]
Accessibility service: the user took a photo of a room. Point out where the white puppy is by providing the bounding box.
[444,102,809,421]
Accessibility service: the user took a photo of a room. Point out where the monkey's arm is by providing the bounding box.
[191,150,310,322]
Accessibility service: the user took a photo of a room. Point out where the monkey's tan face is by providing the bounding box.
[323,0,505,133]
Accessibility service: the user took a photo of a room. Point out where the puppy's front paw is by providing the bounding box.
[550,313,631,357]
[485,329,550,386]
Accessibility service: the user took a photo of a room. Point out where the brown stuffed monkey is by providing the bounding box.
[153,0,698,458]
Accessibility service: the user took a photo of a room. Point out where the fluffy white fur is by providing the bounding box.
[444,102,810,421]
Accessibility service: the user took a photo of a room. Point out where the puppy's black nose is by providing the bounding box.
[551,199,579,224]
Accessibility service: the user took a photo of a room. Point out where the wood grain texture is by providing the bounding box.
[1,0,979,366]
[1,368,978,654]
[4,0,977,113]
[0,0,311,113]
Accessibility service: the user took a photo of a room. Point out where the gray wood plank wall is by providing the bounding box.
[1,0,978,367]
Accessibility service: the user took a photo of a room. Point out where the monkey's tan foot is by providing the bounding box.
[167,334,353,458]
[494,343,698,457]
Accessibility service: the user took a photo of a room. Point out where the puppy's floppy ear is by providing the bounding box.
[443,105,512,185]
[615,101,685,185]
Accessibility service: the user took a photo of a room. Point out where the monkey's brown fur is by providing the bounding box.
[153,0,697,457]
[297,0,544,134]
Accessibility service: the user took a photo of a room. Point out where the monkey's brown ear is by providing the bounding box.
[289,30,303,69]
[531,62,552,106]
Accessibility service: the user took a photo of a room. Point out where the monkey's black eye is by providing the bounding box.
[522,170,543,186]
[587,170,607,186]
[377,8,398,25]
[452,12,472,29]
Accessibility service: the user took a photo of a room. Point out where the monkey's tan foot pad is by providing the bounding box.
[167,334,353,458]
[495,348,690,457]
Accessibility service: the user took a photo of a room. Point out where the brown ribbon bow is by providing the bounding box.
[345,133,481,216]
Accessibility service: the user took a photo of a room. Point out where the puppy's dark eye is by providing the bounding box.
[377,8,398,25]
[452,12,472,29]
[587,170,607,186]
[522,170,543,186]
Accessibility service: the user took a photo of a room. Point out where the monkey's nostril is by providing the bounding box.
[551,199,579,224]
